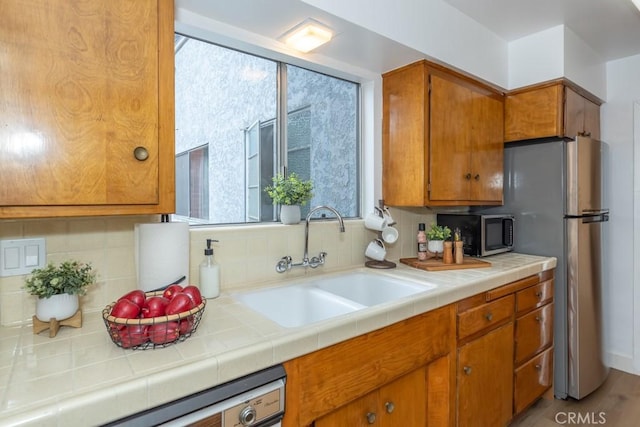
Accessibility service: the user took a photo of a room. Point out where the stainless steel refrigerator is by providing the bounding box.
[479,136,609,400]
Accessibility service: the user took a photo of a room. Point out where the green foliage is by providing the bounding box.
[264,173,314,206]
[23,261,96,299]
[427,223,452,241]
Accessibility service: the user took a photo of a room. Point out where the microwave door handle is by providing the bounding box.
[503,219,514,246]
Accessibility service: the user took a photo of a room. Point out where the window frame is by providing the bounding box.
[173,30,363,225]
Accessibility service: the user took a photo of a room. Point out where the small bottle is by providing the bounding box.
[417,223,428,261]
[199,239,220,299]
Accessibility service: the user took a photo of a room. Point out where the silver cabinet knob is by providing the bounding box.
[366,412,377,424]
[463,366,472,375]
[485,312,493,321]
[385,401,395,414]
[134,146,149,161]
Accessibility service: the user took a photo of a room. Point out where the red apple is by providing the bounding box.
[162,284,183,300]
[118,289,146,308]
[148,322,179,344]
[141,296,169,318]
[166,293,194,315]
[181,285,203,306]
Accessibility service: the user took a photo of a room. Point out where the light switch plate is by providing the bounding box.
[0,238,46,277]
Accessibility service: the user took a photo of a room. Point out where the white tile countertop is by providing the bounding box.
[0,253,556,426]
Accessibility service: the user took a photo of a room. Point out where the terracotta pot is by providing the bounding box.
[35,293,79,322]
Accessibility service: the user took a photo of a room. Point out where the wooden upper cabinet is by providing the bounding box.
[504,80,602,143]
[382,60,504,207]
[0,0,175,218]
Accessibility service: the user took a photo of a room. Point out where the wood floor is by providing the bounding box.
[510,369,640,426]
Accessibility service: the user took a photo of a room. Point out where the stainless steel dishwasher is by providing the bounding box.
[103,365,286,426]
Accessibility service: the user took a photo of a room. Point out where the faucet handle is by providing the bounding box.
[275,256,292,273]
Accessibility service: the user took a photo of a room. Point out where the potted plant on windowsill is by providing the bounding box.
[265,172,314,224]
[23,260,96,322]
[426,223,452,256]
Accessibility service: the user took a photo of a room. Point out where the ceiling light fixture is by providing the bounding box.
[281,18,333,53]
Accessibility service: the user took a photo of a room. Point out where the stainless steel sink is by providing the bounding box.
[233,271,436,328]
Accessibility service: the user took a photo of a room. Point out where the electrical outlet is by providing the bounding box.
[0,238,46,277]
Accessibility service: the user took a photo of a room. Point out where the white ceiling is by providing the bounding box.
[176,0,640,75]
[443,0,640,61]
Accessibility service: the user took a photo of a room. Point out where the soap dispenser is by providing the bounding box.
[199,239,220,299]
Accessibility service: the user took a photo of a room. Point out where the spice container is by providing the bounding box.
[417,223,427,261]
[443,241,453,264]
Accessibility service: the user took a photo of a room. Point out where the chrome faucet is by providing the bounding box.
[275,205,345,273]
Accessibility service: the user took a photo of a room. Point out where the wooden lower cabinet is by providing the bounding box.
[282,305,455,427]
[282,269,554,427]
[457,320,514,427]
[514,347,553,414]
[315,367,427,427]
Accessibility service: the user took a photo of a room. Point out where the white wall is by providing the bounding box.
[508,25,606,98]
[602,53,640,374]
[508,26,564,89]
[301,0,509,87]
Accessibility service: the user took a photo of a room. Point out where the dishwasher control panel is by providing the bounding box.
[224,387,283,426]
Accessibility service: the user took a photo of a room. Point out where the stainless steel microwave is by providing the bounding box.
[436,213,515,257]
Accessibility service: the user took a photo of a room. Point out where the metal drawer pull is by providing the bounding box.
[535,364,542,370]
[464,173,472,180]
[474,174,480,181]
[463,366,472,375]
[366,412,377,424]
[535,291,543,299]
[535,316,542,322]
[385,401,395,414]
[485,312,493,321]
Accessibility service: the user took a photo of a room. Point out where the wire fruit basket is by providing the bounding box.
[102,291,206,350]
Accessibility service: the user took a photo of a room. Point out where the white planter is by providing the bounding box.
[36,293,79,322]
[280,205,301,225]
[427,240,444,254]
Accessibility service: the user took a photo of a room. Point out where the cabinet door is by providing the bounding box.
[430,74,503,203]
[379,367,426,426]
[382,61,429,206]
[504,84,563,142]
[0,0,175,218]
[469,88,503,202]
[314,389,379,427]
[458,323,514,427]
[583,97,601,140]
[564,86,586,139]
[430,74,472,202]
[315,368,427,427]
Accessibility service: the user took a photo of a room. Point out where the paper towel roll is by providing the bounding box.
[135,222,190,292]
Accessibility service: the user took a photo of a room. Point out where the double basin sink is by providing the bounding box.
[233,271,436,328]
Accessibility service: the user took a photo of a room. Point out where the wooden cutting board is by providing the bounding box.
[399,257,491,271]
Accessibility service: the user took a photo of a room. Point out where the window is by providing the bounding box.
[174,34,360,224]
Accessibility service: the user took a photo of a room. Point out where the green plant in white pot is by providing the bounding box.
[24,260,96,322]
[265,172,314,224]
[426,223,451,256]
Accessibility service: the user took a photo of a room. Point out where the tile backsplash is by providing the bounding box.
[0,208,435,326]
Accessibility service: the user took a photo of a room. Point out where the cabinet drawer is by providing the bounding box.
[458,295,514,340]
[514,347,553,414]
[515,304,553,364]
[516,279,553,314]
